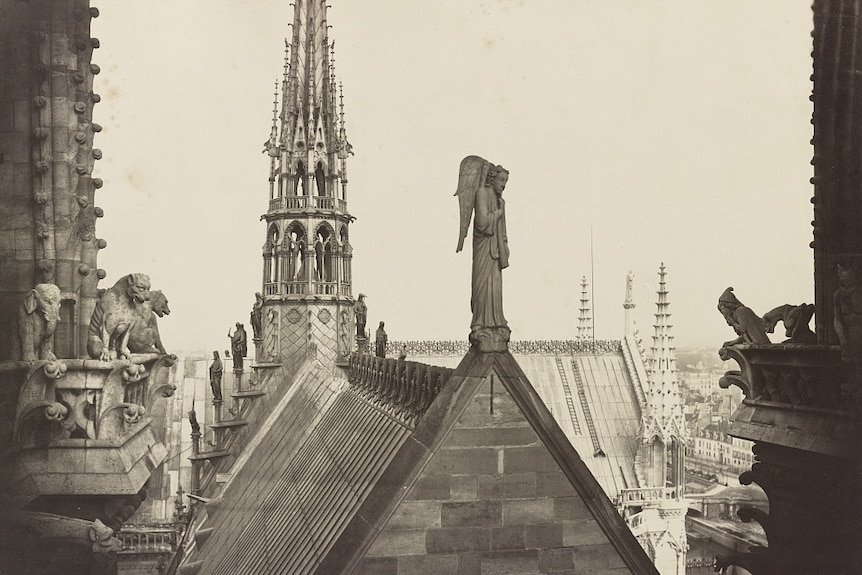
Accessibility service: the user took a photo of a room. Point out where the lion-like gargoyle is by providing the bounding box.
[87,273,151,362]
[127,289,170,355]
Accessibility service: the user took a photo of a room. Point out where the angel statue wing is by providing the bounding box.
[455,155,490,253]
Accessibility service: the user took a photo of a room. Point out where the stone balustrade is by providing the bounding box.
[347,353,452,424]
[267,195,349,214]
[386,339,623,357]
[118,524,180,554]
[618,486,681,504]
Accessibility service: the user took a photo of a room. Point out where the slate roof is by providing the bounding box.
[181,350,658,575]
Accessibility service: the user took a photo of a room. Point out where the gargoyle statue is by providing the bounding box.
[17,283,62,363]
[87,273,151,362]
[717,287,770,346]
[88,518,123,555]
[127,289,170,355]
[762,303,816,344]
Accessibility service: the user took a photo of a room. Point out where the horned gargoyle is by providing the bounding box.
[762,303,816,344]
[87,273,151,362]
[717,287,770,347]
[127,289,170,355]
[17,283,62,363]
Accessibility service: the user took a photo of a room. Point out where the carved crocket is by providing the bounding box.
[87,273,151,362]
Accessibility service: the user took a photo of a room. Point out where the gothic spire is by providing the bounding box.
[644,263,684,441]
[577,276,592,341]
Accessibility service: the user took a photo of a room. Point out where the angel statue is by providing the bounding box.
[455,155,511,351]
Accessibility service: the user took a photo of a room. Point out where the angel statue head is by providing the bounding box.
[455,155,512,350]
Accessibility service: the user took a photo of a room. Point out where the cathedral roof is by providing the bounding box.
[403,339,646,500]
[182,351,658,575]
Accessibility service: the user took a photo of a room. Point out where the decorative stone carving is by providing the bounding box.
[348,354,452,424]
[209,351,223,401]
[834,264,862,362]
[717,287,770,346]
[17,284,61,363]
[188,409,201,435]
[718,344,844,408]
[122,404,146,426]
[317,308,331,324]
[375,321,387,358]
[127,289,170,355]
[228,323,247,371]
[762,303,816,344]
[455,155,511,350]
[354,293,367,338]
[87,273,151,362]
[265,308,279,360]
[89,518,123,555]
[286,307,302,324]
[250,292,263,340]
[386,339,623,357]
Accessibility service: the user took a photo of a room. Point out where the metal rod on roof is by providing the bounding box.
[590,225,595,341]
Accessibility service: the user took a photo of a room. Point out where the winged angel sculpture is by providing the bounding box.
[455,155,511,350]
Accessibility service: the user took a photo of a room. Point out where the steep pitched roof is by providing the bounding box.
[345,350,658,575]
[186,350,657,575]
[405,341,645,499]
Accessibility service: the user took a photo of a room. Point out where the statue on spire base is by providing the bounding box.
[455,155,511,352]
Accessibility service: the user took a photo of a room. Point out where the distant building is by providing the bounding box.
[685,423,753,486]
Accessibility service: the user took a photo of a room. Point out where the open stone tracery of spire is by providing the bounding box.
[645,263,685,442]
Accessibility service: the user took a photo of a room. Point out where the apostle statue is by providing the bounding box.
[455,155,511,349]
[209,350,223,401]
[354,293,367,338]
[227,323,247,371]
[375,321,388,358]
[250,292,263,340]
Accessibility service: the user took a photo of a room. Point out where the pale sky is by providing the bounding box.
[92,1,814,354]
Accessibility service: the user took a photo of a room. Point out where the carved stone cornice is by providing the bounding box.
[0,354,176,509]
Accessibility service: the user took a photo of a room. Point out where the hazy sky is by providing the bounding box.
[92,1,813,354]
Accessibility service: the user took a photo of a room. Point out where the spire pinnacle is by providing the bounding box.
[645,262,684,442]
[623,270,635,336]
[577,276,593,341]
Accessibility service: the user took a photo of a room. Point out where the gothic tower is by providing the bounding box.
[634,263,687,575]
[259,0,354,371]
[0,0,105,360]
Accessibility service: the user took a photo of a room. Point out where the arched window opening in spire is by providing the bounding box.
[313,224,335,291]
[315,162,326,197]
[295,161,306,196]
[264,224,280,294]
[339,226,350,286]
[283,222,306,292]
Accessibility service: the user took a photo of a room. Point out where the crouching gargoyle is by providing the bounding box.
[762,303,816,344]
[127,289,170,355]
[717,287,770,347]
[87,273,151,362]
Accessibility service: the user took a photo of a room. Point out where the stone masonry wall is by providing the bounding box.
[0,0,106,359]
[356,375,633,575]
